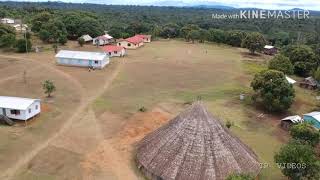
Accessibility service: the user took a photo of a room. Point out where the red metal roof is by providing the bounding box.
[125,36,144,44]
[101,45,124,52]
[135,34,151,39]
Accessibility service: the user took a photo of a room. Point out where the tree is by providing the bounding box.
[313,67,320,82]
[39,29,50,42]
[42,80,56,97]
[290,123,320,147]
[282,45,316,76]
[241,32,266,54]
[41,19,68,44]
[0,33,15,48]
[31,12,53,32]
[52,44,58,53]
[15,39,31,53]
[198,29,208,43]
[180,24,199,41]
[226,173,254,180]
[160,23,179,38]
[268,55,294,75]
[274,141,320,180]
[78,37,85,47]
[207,29,226,43]
[226,30,247,47]
[187,30,200,43]
[294,61,309,77]
[251,70,295,112]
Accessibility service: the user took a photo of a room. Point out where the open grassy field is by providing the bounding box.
[0,40,317,180]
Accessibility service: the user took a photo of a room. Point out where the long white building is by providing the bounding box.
[55,50,109,69]
[0,96,41,121]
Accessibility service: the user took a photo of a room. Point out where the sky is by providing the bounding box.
[4,0,320,10]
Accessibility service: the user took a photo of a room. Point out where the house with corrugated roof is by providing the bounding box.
[117,36,144,49]
[55,50,109,69]
[101,45,126,57]
[0,96,41,121]
[303,112,320,129]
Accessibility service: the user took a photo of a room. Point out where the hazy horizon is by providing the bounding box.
[1,0,320,10]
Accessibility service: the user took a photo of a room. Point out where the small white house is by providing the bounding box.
[93,34,114,46]
[0,96,41,121]
[1,18,15,24]
[80,34,93,42]
[13,24,28,32]
[101,45,126,57]
[55,50,109,69]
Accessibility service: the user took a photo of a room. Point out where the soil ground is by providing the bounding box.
[0,40,317,180]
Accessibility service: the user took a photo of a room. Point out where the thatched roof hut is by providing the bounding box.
[136,102,260,180]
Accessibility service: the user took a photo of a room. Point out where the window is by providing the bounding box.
[29,108,31,113]
[127,43,131,47]
[94,61,99,64]
[114,51,117,54]
[35,105,38,110]
[10,110,20,115]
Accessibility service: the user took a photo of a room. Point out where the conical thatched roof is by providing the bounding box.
[136,102,260,180]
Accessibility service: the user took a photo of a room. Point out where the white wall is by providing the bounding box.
[108,49,126,57]
[2,101,41,121]
[117,41,144,49]
[56,57,109,69]
[26,101,41,120]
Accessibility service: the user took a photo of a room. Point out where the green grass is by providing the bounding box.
[242,61,267,75]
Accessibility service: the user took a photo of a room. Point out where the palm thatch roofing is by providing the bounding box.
[136,101,260,180]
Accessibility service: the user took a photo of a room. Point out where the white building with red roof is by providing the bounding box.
[101,45,126,57]
[134,34,152,43]
[117,36,144,49]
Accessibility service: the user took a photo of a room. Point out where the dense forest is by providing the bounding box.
[1,1,320,44]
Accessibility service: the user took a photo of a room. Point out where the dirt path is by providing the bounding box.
[0,66,42,84]
[0,55,125,180]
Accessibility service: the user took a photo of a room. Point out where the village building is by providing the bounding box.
[13,24,28,32]
[101,45,126,57]
[117,36,144,49]
[263,45,277,55]
[136,101,261,180]
[0,96,41,121]
[103,33,114,42]
[134,34,152,43]
[280,115,303,130]
[93,36,111,46]
[303,112,320,129]
[299,77,318,90]
[1,18,15,24]
[286,76,296,84]
[55,50,109,69]
[80,34,93,42]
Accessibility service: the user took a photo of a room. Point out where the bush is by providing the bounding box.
[268,55,294,75]
[290,123,320,147]
[274,141,320,180]
[139,106,147,112]
[226,121,232,129]
[226,173,254,180]
[15,39,32,53]
[251,70,295,112]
